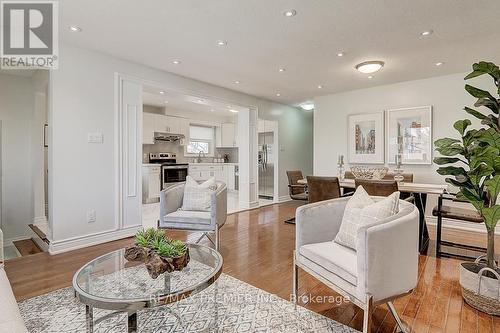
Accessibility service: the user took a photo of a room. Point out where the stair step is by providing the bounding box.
[13,239,43,256]
[28,224,50,245]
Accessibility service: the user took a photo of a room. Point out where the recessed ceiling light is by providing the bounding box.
[278,68,286,72]
[234,80,241,84]
[435,62,444,66]
[355,61,385,74]
[283,9,297,17]
[216,40,227,46]
[337,52,344,57]
[276,93,281,97]
[69,25,82,32]
[421,30,433,36]
[229,109,239,113]
[197,99,205,103]
[172,60,181,65]
[159,91,165,95]
[367,75,373,79]
[164,101,169,104]
[301,103,314,111]
[317,85,323,89]
[210,109,215,112]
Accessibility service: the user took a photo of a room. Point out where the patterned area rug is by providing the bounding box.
[18,274,357,333]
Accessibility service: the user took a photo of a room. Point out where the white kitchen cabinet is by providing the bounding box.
[142,165,161,203]
[188,164,226,183]
[143,113,156,144]
[223,165,236,190]
[218,123,237,147]
[153,114,169,133]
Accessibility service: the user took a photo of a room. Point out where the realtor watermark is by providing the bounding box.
[0,0,58,69]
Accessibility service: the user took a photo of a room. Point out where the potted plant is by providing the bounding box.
[125,228,190,279]
[434,61,500,315]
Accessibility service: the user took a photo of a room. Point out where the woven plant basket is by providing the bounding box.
[459,260,500,316]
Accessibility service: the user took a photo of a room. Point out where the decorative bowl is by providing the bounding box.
[350,166,389,180]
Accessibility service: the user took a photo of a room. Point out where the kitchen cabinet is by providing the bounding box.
[218,122,238,147]
[223,165,236,190]
[142,165,161,203]
[143,113,156,144]
[189,164,237,191]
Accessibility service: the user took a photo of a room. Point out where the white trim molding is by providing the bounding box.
[48,226,141,254]
[278,195,292,203]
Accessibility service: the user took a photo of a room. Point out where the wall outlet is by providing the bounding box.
[88,132,104,143]
[87,209,96,223]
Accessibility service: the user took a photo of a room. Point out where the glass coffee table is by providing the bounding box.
[73,243,223,332]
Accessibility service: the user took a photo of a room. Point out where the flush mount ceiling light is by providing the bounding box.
[337,52,344,57]
[234,80,241,84]
[355,61,385,74]
[276,93,281,97]
[421,30,433,36]
[69,25,82,32]
[216,40,227,46]
[317,85,323,89]
[278,68,286,72]
[367,75,373,79]
[283,9,297,17]
[197,99,204,103]
[159,91,165,94]
[229,109,239,113]
[172,60,181,65]
[301,103,314,111]
[435,62,444,66]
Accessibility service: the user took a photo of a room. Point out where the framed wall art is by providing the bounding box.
[386,106,433,165]
[348,112,384,164]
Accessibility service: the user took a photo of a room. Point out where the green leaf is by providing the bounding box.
[472,146,500,172]
[485,175,500,202]
[433,157,463,165]
[445,177,472,188]
[465,84,497,102]
[436,166,467,177]
[435,145,464,156]
[475,97,499,114]
[434,138,460,147]
[475,128,500,149]
[453,119,472,135]
[458,188,485,212]
[463,129,479,147]
[482,206,500,229]
[464,61,500,82]
[464,106,487,120]
[481,114,500,131]
[468,163,494,186]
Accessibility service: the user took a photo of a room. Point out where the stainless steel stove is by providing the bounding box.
[149,153,188,189]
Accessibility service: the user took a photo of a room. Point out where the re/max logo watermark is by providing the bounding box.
[0,1,58,69]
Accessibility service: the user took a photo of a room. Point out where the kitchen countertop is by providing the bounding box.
[142,163,161,167]
[188,162,238,166]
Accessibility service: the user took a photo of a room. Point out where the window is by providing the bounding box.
[186,124,215,155]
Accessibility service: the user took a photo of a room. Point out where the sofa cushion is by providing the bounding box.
[0,268,28,333]
[300,241,357,285]
[334,186,400,250]
[163,210,212,225]
[181,176,216,211]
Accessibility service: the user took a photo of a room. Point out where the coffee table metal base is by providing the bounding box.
[85,305,138,333]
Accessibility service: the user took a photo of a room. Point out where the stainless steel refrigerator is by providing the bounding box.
[258,131,274,200]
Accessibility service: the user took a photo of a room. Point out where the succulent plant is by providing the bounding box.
[134,228,187,258]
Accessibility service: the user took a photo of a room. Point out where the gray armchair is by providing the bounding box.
[159,181,227,250]
[294,197,419,333]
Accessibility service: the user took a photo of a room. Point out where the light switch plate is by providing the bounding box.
[87,209,96,223]
[88,132,104,143]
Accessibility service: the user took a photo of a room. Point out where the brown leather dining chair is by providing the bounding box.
[306,176,341,203]
[285,170,308,224]
[354,179,399,196]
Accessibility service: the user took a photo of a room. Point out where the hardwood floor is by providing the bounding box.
[4,201,499,333]
[12,239,43,257]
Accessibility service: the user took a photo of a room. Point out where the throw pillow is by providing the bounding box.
[181,176,217,211]
[334,186,400,250]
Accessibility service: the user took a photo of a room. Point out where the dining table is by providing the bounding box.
[297,178,448,254]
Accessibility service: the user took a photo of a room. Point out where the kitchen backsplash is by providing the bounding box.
[142,143,238,163]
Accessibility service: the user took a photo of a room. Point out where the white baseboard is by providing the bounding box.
[48,226,141,254]
[278,195,292,203]
[425,215,500,235]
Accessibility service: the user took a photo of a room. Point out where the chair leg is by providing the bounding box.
[363,295,373,333]
[195,232,206,245]
[292,257,298,303]
[436,195,443,257]
[215,224,220,251]
[387,301,408,333]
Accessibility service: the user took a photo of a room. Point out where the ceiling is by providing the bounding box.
[143,85,248,116]
[60,0,500,105]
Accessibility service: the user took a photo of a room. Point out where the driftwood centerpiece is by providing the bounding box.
[124,228,190,279]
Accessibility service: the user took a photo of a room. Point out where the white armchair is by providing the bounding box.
[294,197,419,333]
[159,181,227,250]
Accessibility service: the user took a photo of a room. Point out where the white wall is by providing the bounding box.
[0,74,35,242]
[314,72,496,230]
[50,44,313,249]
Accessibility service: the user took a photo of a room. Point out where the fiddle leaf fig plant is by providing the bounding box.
[434,61,500,269]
